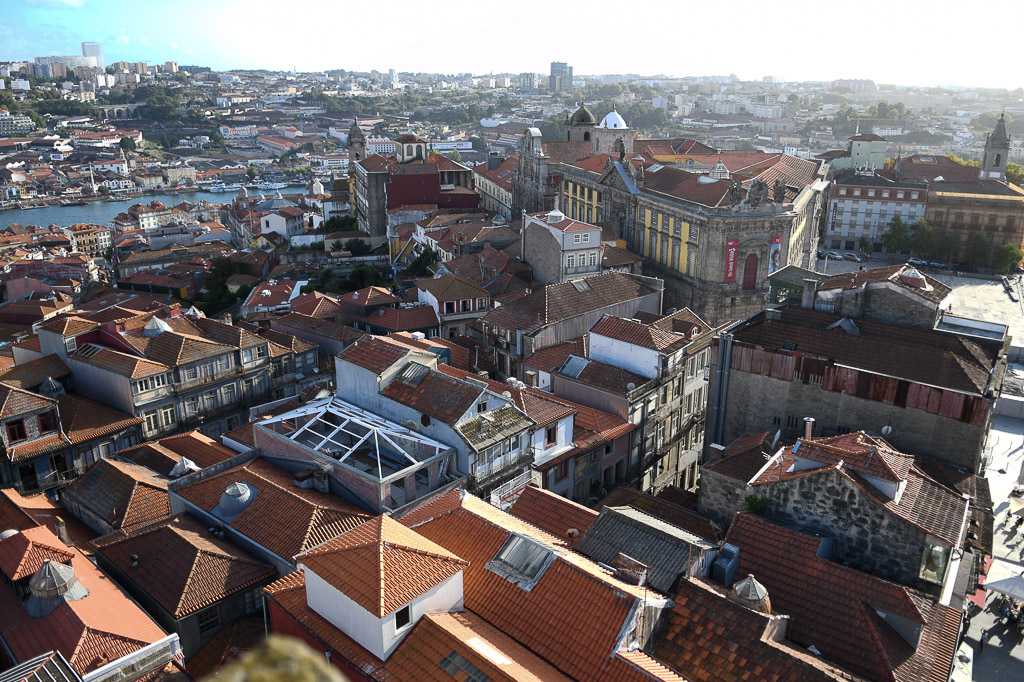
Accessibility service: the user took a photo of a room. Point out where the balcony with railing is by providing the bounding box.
[16,464,84,495]
[174,365,243,393]
[472,447,535,491]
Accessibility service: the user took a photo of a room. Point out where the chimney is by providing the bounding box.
[801,278,817,309]
[487,151,502,171]
[804,417,815,440]
[53,516,72,546]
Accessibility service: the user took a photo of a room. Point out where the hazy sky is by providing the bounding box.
[2,0,1022,90]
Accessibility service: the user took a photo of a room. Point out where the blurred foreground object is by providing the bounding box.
[212,635,348,682]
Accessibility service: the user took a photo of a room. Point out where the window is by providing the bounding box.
[242,587,262,615]
[197,606,220,635]
[477,401,488,413]
[223,384,236,405]
[255,346,267,359]
[444,300,455,314]
[838,187,847,196]
[38,411,58,434]
[566,254,575,268]
[184,366,198,381]
[185,397,201,416]
[852,188,861,196]
[5,419,26,443]
[554,461,569,482]
[394,604,412,630]
[545,425,557,446]
[161,405,176,426]
[64,337,77,352]
[460,299,471,312]
[920,545,951,583]
[581,233,590,243]
[439,652,488,682]
[143,410,159,433]
[477,297,487,309]
[867,189,875,197]
[573,233,582,244]
[882,190,890,198]
[589,251,598,266]
[897,191,905,199]
[490,535,550,582]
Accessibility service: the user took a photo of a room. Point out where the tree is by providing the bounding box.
[104,247,114,261]
[119,136,137,152]
[330,240,344,252]
[994,242,1024,271]
[247,165,258,180]
[966,234,992,268]
[910,219,941,257]
[470,136,487,151]
[858,235,871,253]
[1007,162,1024,186]
[343,238,371,256]
[25,110,46,130]
[446,149,462,162]
[881,216,912,254]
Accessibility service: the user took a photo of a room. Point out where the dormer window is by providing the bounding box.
[394,605,411,630]
[477,401,487,413]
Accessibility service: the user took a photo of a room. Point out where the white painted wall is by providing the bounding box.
[532,416,574,466]
[589,332,661,379]
[303,566,464,660]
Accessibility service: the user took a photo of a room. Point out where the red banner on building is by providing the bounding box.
[724,238,738,282]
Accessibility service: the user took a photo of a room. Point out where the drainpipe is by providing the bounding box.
[711,332,734,446]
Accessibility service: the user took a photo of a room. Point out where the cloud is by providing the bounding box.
[118,35,129,43]
[167,41,179,49]
[138,36,150,46]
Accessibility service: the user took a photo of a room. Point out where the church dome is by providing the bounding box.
[598,107,628,130]
[732,573,771,615]
[569,102,596,126]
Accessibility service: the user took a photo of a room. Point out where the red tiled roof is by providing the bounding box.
[0,525,76,580]
[114,431,236,477]
[523,336,588,373]
[508,485,598,539]
[337,335,411,374]
[340,285,399,307]
[174,457,371,561]
[590,315,690,353]
[56,394,142,446]
[0,527,169,676]
[724,514,961,682]
[704,431,776,482]
[397,490,667,682]
[366,305,440,332]
[0,354,71,390]
[91,514,276,618]
[72,345,170,379]
[650,577,850,682]
[62,458,170,533]
[732,306,998,395]
[415,274,489,302]
[0,382,54,418]
[382,365,482,425]
[298,515,466,617]
[482,272,658,335]
[819,263,952,305]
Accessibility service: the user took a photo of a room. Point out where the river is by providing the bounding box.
[0,190,236,230]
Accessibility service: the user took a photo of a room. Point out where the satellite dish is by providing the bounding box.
[881,425,893,436]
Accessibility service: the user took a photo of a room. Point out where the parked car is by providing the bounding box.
[908,257,927,267]
[816,248,826,260]
[843,252,863,262]
[827,250,843,260]
[928,260,948,270]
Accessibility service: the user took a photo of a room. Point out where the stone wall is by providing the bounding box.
[861,286,939,330]
[764,468,931,589]
[699,466,938,593]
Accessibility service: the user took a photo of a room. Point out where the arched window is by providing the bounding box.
[742,253,758,291]
[406,145,413,156]
[994,153,1002,168]
[567,132,571,141]
[584,132,591,142]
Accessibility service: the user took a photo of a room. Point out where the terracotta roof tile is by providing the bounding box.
[56,393,142,445]
[724,513,960,682]
[114,431,236,477]
[0,527,169,676]
[62,458,171,533]
[415,274,490,302]
[72,345,170,379]
[523,336,588,373]
[650,577,850,682]
[590,315,691,353]
[732,306,998,395]
[0,525,76,580]
[508,485,598,539]
[91,514,276,618]
[0,354,71,390]
[174,458,371,561]
[336,335,411,375]
[382,365,483,424]
[397,490,664,682]
[0,382,54,418]
[595,487,722,544]
[298,515,466,617]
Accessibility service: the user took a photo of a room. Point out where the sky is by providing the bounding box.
[2,0,1022,90]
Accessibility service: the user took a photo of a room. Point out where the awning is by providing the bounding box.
[985,573,1024,601]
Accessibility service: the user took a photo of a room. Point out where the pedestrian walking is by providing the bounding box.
[980,629,989,651]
